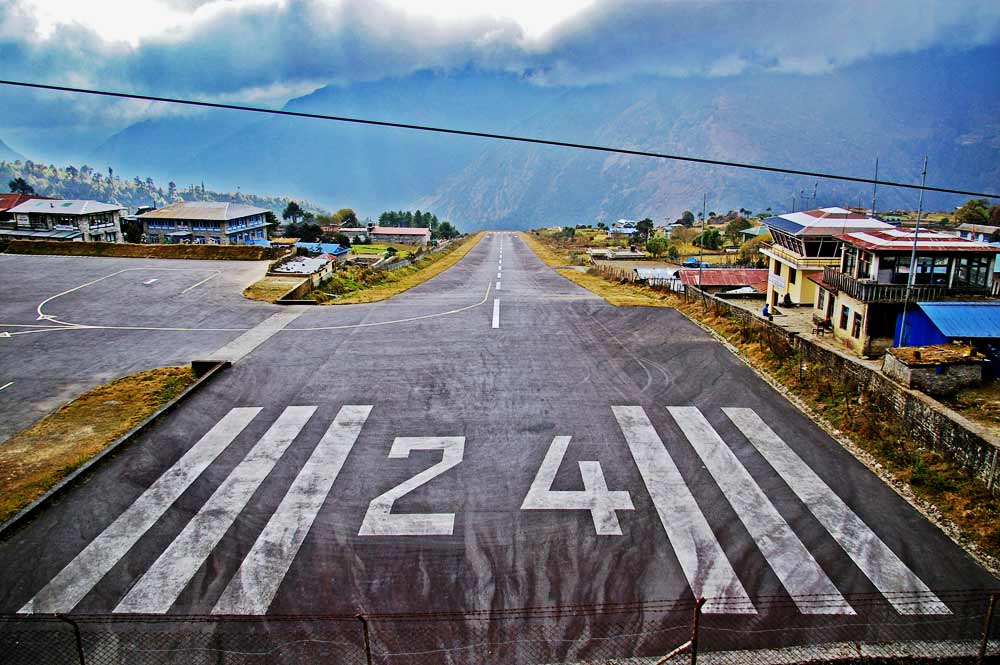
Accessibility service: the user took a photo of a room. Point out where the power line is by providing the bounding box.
[1,78,998,200]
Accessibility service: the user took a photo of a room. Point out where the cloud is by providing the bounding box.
[0,0,998,142]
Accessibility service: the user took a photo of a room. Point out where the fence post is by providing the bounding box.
[979,593,998,664]
[57,615,86,665]
[357,613,375,665]
[690,597,705,665]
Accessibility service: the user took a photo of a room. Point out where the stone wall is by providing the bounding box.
[686,286,1000,493]
[882,353,983,397]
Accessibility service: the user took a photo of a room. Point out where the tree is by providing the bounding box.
[597,222,607,230]
[953,199,990,226]
[167,181,177,200]
[435,221,460,239]
[285,221,322,242]
[693,228,723,250]
[282,201,304,223]
[264,211,278,239]
[645,237,668,258]
[331,208,358,227]
[990,204,1000,226]
[679,210,695,226]
[738,231,772,267]
[667,245,680,261]
[636,218,655,243]
[8,177,33,194]
[724,217,753,245]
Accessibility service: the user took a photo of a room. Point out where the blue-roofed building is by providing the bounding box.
[295,242,349,256]
[895,302,1000,347]
[761,207,892,310]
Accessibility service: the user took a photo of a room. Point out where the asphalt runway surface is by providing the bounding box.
[0,235,997,660]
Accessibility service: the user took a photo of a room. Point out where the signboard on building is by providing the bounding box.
[768,273,786,290]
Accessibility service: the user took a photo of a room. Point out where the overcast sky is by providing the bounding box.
[2,0,1000,152]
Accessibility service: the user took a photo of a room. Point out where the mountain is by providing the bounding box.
[0,137,25,162]
[86,48,999,230]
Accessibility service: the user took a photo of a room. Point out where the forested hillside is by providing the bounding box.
[0,160,326,214]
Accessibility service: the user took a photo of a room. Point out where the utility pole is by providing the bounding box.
[812,181,818,207]
[699,193,707,306]
[870,156,879,218]
[897,156,928,348]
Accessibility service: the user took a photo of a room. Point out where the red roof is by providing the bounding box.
[372,226,430,235]
[0,193,52,212]
[836,228,999,253]
[679,268,769,293]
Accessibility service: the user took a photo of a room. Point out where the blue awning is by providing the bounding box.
[916,302,1000,339]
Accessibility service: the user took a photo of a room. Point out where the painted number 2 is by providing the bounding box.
[358,437,465,536]
[520,436,634,535]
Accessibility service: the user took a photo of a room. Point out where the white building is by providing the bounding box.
[139,201,270,245]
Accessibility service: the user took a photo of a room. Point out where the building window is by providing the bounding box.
[857,251,872,279]
[773,261,781,276]
[843,246,857,276]
[851,312,862,339]
[817,290,825,311]
[789,267,797,284]
[840,305,850,330]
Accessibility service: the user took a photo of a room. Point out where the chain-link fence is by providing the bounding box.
[2,591,997,665]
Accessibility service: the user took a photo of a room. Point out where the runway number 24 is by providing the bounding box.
[358,435,633,537]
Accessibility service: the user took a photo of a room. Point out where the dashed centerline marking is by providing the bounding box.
[496,281,501,291]
[492,298,500,329]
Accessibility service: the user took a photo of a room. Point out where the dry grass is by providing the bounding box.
[312,233,484,304]
[242,275,305,302]
[523,236,1000,564]
[518,231,574,267]
[944,381,1000,437]
[0,367,196,523]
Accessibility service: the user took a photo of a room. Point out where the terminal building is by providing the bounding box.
[139,201,270,245]
[1,198,124,242]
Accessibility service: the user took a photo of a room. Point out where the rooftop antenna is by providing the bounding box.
[870,156,879,218]
[791,192,796,213]
[897,156,928,348]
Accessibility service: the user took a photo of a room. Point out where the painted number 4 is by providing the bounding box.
[521,436,634,535]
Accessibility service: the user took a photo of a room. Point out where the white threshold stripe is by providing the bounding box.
[20,408,261,614]
[492,298,501,329]
[724,408,950,615]
[612,406,753,614]
[213,405,372,615]
[496,281,501,291]
[115,406,316,614]
[668,407,853,615]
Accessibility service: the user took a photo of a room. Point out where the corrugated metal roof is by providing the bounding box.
[8,199,123,215]
[138,201,268,221]
[837,228,998,252]
[678,268,769,287]
[633,268,676,279]
[916,302,1000,339]
[372,226,430,235]
[762,207,892,237]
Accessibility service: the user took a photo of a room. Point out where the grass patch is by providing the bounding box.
[523,234,1000,565]
[0,366,196,524]
[242,275,305,303]
[308,233,484,304]
[518,231,578,267]
[944,381,1000,437]
[349,243,410,255]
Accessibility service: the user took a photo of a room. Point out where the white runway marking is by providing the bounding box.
[180,273,219,294]
[724,408,950,615]
[0,381,12,392]
[520,435,634,535]
[496,281,501,291]
[20,408,261,614]
[492,298,500,328]
[206,310,304,363]
[142,279,158,285]
[612,406,753,614]
[213,405,371,615]
[668,407,853,614]
[115,406,316,614]
[497,271,502,279]
[358,437,465,536]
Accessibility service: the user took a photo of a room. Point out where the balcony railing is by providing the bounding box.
[761,243,839,268]
[822,267,990,303]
